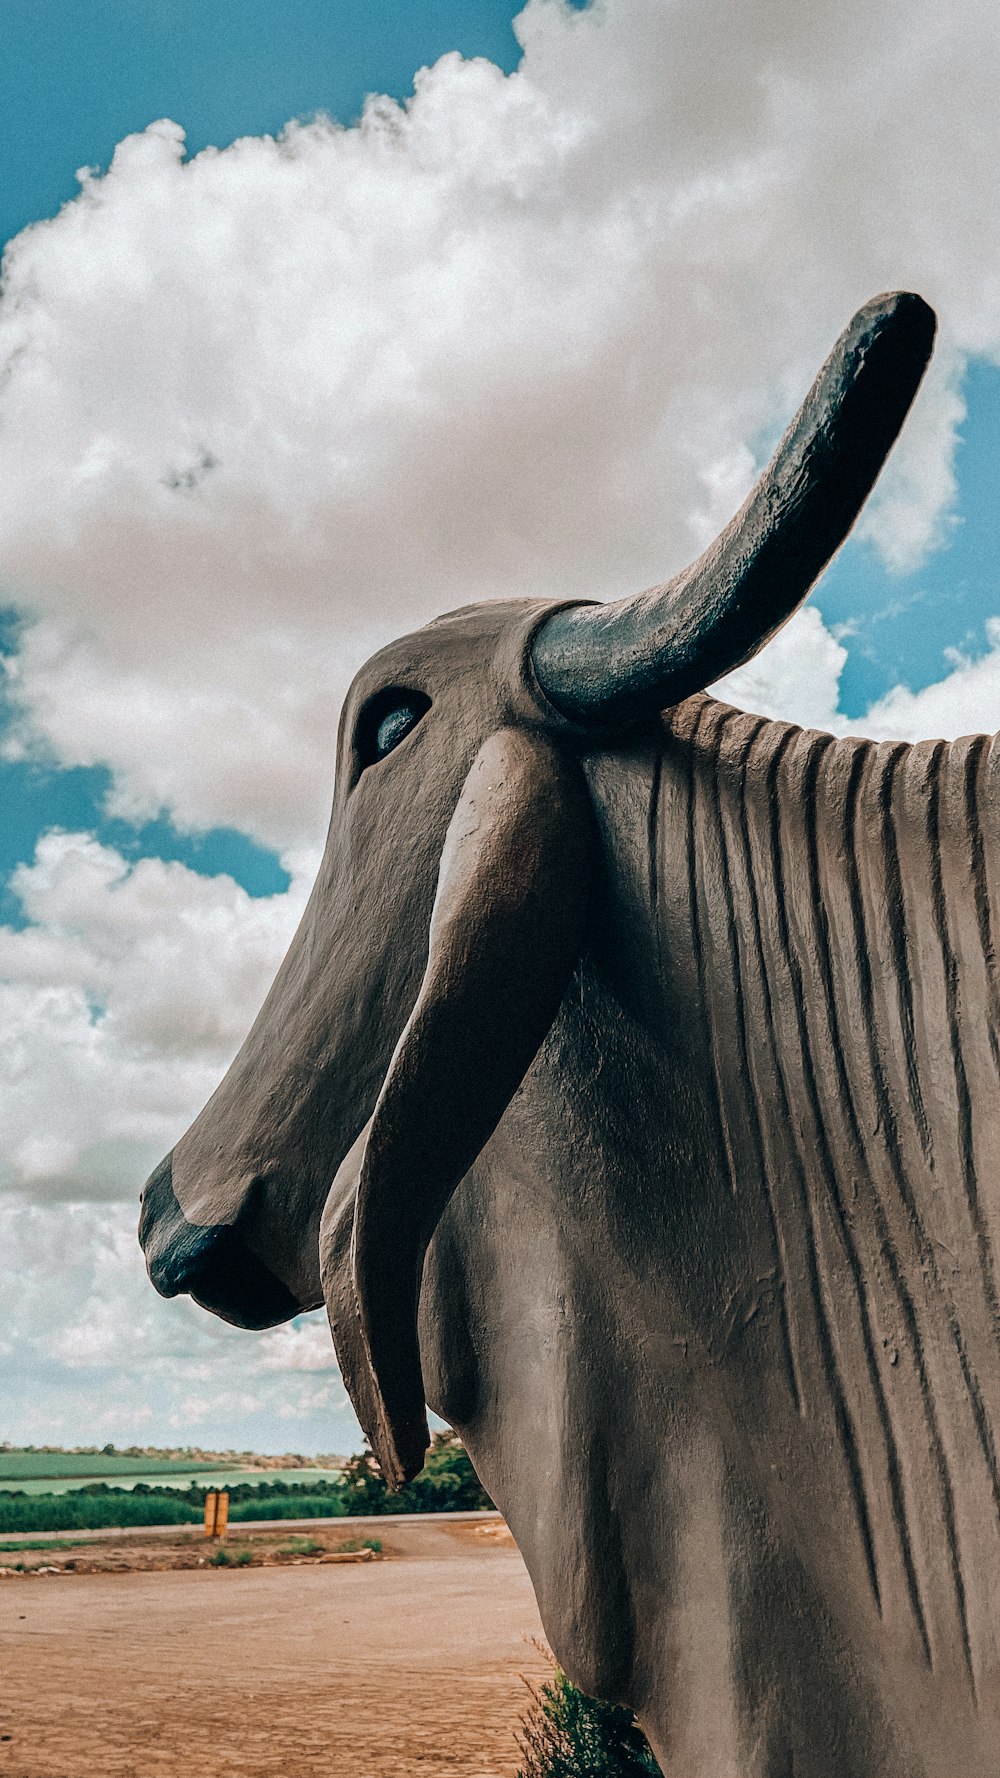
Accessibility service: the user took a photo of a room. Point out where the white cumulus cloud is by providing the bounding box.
[0,0,998,852]
[860,618,1000,742]
[2,0,1000,1447]
[0,833,306,1198]
[0,1197,352,1450]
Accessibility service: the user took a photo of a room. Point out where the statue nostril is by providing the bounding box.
[146,1219,229,1298]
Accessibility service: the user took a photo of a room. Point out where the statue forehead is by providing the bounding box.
[346,597,551,703]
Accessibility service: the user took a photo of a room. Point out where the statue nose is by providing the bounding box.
[138,1151,299,1329]
[139,1153,230,1298]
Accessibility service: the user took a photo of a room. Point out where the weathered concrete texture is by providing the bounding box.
[140,292,1000,1772]
[422,705,1000,1774]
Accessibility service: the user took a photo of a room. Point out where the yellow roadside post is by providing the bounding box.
[203,1489,230,1538]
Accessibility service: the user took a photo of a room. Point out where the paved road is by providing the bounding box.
[0,1506,502,1544]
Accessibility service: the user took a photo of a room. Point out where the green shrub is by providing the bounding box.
[338,1431,493,1515]
[0,1489,201,1534]
[228,1492,346,1522]
[516,1667,662,1778]
[208,1544,252,1565]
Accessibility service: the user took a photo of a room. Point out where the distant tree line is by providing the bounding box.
[337,1431,493,1515]
[0,1432,491,1535]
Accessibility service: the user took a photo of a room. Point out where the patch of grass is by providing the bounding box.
[517,1665,662,1778]
[209,1543,253,1566]
[270,1533,381,1557]
[0,1537,88,1552]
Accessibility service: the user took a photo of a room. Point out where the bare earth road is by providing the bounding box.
[0,1520,549,1778]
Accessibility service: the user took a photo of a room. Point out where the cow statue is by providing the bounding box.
[139,291,1000,1775]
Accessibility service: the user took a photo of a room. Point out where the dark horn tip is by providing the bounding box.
[858,289,936,336]
[849,290,937,381]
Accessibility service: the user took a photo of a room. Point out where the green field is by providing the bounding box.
[0,1490,350,1534]
[0,1463,346,1496]
[0,1449,241,1481]
[0,1433,488,1534]
[0,1451,226,1482]
[0,1451,349,1534]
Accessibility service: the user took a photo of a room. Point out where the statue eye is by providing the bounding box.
[376,704,421,758]
[356,688,431,774]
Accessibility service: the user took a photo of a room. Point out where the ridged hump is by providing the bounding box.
[653,698,1000,1690]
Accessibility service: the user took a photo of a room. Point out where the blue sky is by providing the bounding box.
[0,0,584,1454]
[0,0,996,908]
[0,0,997,1453]
[0,0,548,913]
[820,360,1000,716]
[0,0,539,246]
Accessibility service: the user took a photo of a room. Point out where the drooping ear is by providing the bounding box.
[319,727,594,1486]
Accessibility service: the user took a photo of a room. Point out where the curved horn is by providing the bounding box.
[530,291,937,727]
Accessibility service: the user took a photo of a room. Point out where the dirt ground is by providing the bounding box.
[0,1522,392,1577]
[0,1518,549,1778]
